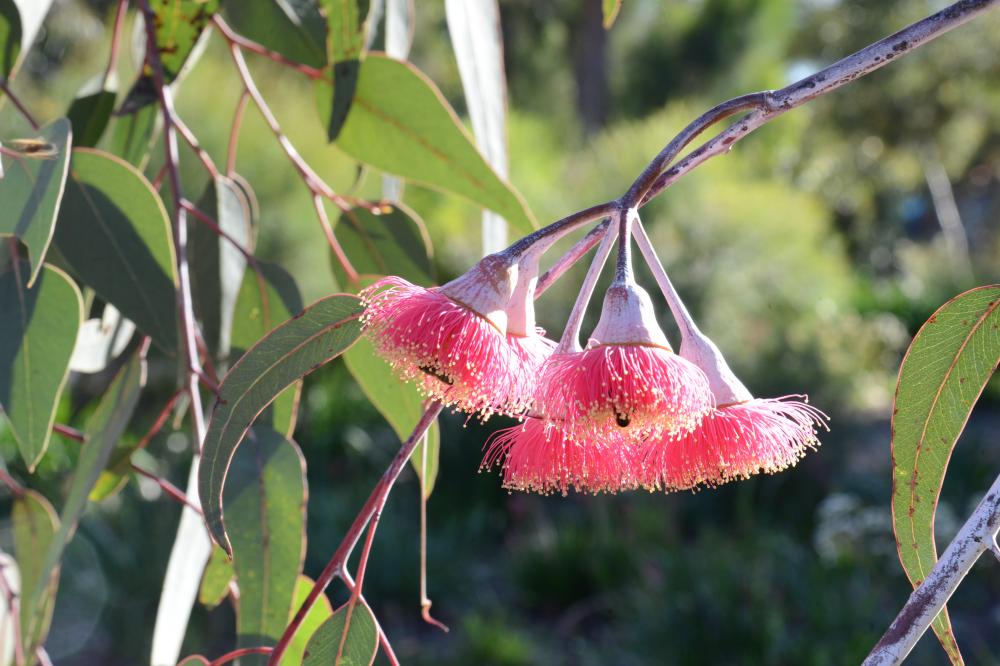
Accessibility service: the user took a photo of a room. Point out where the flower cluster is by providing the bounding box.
[361,209,827,495]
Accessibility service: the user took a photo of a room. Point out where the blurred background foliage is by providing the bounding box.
[1,0,999,663]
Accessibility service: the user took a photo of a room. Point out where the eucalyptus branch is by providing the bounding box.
[864,471,1000,664]
[340,569,400,666]
[632,0,999,208]
[102,0,129,90]
[267,402,444,665]
[225,90,250,176]
[130,463,204,515]
[536,219,610,298]
[211,15,326,80]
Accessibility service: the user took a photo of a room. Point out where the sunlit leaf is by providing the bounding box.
[891,285,1000,664]
[344,337,440,498]
[67,87,117,149]
[55,148,179,352]
[318,0,369,140]
[121,0,219,113]
[198,544,235,609]
[280,575,334,666]
[226,428,306,662]
[330,203,434,289]
[221,0,327,69]
[231,262,303,437]
[0,118,73,286]
[319,54,536,234]
[12,489,59,658]
[602,0,623,29]
[200,294,364,555]
[302,598,378,666]
[24,351,145,650]
[0,261,82,470]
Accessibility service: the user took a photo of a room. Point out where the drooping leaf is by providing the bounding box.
[226,428,306,662]
[121,0,219,113]
[107,103,159,169]
[24,351,144,648]
[198,544,234,609]
[0,118,73,286]
[891,285,1000,664]
[330,203,433,289]
[601,0,623,29]
[445,0,510,253]
[190,176,253,359]
[55,148,179,352]
[319,54,536,234]
[281,575,334,666]
[0,261,82,470]
[67,88,117,149]
[200,294,364,555]
[344,337,439,498]
[301,598,378,666]
[12,489,59,658]
[231,262,303,437]
[221,0,327,69]
[318,0,369,140]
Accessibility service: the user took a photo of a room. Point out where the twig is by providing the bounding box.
[52,423,87,443]
[314,195,360,285]
[634,0,1000,209]
[0,80,39,131]
[267,403,444,665]
[211,15,326,80]
[131,463,204,515]
[864,471,1000,664]
[419,434,447,632]
[536,218,610,298]
[135,389,184,451]
[0,468,23,498]
[336,504,382,662]
[225,90,250,176]
[174,115,220,179]
[102,0,129,89]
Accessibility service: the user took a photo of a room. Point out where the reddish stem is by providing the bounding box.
[313,195,360,285]
[336,506,382,662]
[135,389,184,451]
[0,80,39,131]
[226,90,250,176]
[340,569,400,666]
[267,403,443,665]
[130,463,203,515]
[210,647,272,666]
[174,114,220,179]
[52,423,87,443]
[0,468,24,498]
[211,15,326,80]
[102,0,129,89]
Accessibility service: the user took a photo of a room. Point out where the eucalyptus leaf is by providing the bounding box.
[301,598,378,666]
[0,261,82,470]
[200,294,364,555]
[55,148,178,352]
[280,576,334,666]
[221,0,327,69]
[67,88,117,149]
[320,54,536,234]
[12,489,59,658]
[198,545,234,609]
[0,118,73,286]
[226,428,306,662]
[890,285,1000,664]
[330,203,433,289]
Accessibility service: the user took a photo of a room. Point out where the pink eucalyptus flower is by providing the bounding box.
[482,417,640,495]
[641,330,828,489]
[537,279,713,442]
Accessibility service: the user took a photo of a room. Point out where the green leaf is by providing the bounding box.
[24,351,144,648]
[231,262,303,437]
[322,0,369,62]
[107,104,159,168]
[320,54,537,235]
[330,203,434,289]
[602,0,623,29]
[0,261,82,470]
[67,88,117,149]
[226,428,306,662]
[0,0,21,80]
[302,599,378,666]
[121,0,219,113]
[891,285,1000,665]
[281,575,334,666]
[199,544,235,609]
[222,0,327,69]
[55,148,179,352]
[12,489,59,657]
[177,658,209,666]
[200,294,364,555]
[0,118,73,286]
[344,337,440,498]
[190,175,253,359]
